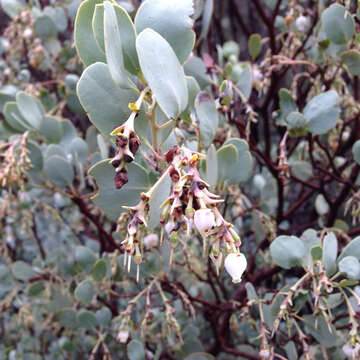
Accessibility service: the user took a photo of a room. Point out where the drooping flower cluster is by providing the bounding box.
[110,117,141,189]
[117,144,247,283]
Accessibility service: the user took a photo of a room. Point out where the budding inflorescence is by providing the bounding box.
[116,142,247,284]
[110,116,141,190]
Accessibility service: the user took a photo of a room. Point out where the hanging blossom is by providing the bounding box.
[343,342,360,359]
[110,94,145,189]
[116,143,247,283]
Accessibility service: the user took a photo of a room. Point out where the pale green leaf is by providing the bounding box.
[16,91,44,130]
[279,88,297,121]
[134,0,195,63]
[341,50,360,76]
[57,308,78,328]
[236,63,252,101]
[270,236,306,269]
[70,137,89,165]
[40,116,63,143]
[303,90,339,135]
[321,4,355,45]
[200,0,213,41]
[12,261,37,281]
[74,279,95,304]
[1,0,26,18]
[338,236,360,261]
[195,91,218,148]
[222,138,252,183]
[339,256,360,280]
[93,3,139,74]
[44,155,74,188]
[352,140,360,164]
[3,102,32,132]
[34,15,58,38]
[323,232,338,276]
[216,144,238,184]
[92,259,107,282]
[77,62,139,136]
[75,246,97,273]
[74,0,106,66]
[77,310,98,329]
[248,33,262,60]
[184,56,211,89]
[127,340,145,360]
[206,144,218,190]
[104,1,134,89]
[136,29,188,119]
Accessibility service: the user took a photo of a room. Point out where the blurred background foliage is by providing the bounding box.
[1,0,360,359]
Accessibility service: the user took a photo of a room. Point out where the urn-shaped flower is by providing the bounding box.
[117,329,129,343]
[194,208,215,235]
[343,343,360,359]
[224,252,247,283]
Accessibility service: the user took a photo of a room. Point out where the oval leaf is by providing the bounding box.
[321,4,355,45]
[195,92,218,148]
[270,236,306,269]
[44,155,74,188]
[104,1,134,89]
[136,29,188,119]
[127,340,145,360]
[75,246,97,273]
[74,279,95,304]
[77,62,139,136]
[339,256,360,280]
[341,50,360,76]
[12,261,37,281]
[92,259,107,282]
[135,0,195,63]
[322,232,338,276]
[74,0,106,66]
[303,90,339,135]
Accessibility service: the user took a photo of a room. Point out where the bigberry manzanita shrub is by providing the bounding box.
[2,0,360,359]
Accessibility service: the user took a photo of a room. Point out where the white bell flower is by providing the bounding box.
[117,329,129,343]
[224,252,247,283]
[194,208,215,235]
[295,15,308,32]
[343,343,360,359]
[23,28,33,39]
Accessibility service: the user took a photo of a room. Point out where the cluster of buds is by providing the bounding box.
[0,133,32,189]
[164,146,246,282]
[118,145,247,283]
[117,193,149,281]
[110,103,141,189]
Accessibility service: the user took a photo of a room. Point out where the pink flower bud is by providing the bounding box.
[144,233,159,249]
[224,252,247,283]
[194,208,215,235]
